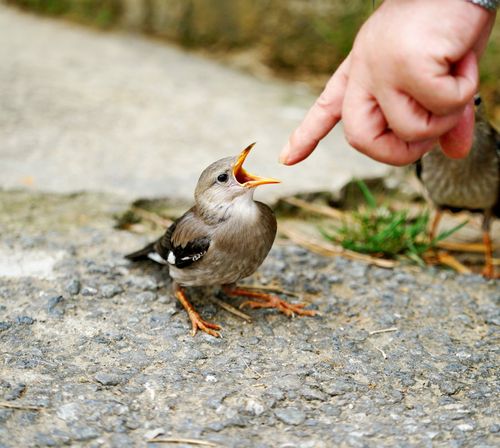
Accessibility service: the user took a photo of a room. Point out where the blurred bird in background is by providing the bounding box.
[126,143,315,337]
[416,95,499,278]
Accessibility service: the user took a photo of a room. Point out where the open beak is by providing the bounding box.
[233,143,281,188]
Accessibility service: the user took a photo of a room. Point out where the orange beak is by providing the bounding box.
[233,143,280,188]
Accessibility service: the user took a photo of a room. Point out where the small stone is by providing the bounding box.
[70,426,99,441]
[0,322,11,332]
[304,283,321,294]
[279,374,302,391]
[206,422,225,432]
[144,428,165,440]
[56,403,82,422]
[136,291,157,303]
[275,407,306,425]
[47,295,64,316]
[300,387,326,402]
[205,375,218,383]
[265,387,285,403]
[110,433,133,447]
[327,275,343,284]
[65,278,81,296]
[5,383,25,401]
[100,284,123,299]
[321,380,353,396]
[81,287,97,296]
[243,398,265,416]
[15,316,34,325]
[34,433,57,447]
[438,381,461,396]
[94,372,124,386]
[127,276,158,291]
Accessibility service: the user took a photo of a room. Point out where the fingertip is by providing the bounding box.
[279,142,316,166]
[439,102,474,159]
[279,143,291,165]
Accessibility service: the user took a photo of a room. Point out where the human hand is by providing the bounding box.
[280,0,496,166]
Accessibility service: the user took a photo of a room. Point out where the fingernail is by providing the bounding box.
[279,143,290,165]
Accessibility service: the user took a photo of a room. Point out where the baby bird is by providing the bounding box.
[416,95,499,278]
[126,143,315,337]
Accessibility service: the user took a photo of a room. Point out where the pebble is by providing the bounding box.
[274,408,306,426]
[65,278,81,295]
[243,398,266,416]
[143,428,165,440]
[15,316,35,325]
[127,276,158,291]
[47,295,64,316]
[56,403,82,422]
[70,426,100,441]
[136,291,157,303]
[4,383,25,401]
[0,322,12,331]
[94,372,125,386]
[81,287,98,296]
[100,284,123,299]
[301,387,327,402]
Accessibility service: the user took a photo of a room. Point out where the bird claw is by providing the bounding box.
[187,311,222,338]
[239,296,316,317]
[481,266,499,279]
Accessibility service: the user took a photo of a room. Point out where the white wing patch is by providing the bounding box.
[148,252,168,265]
[167,251,176,265]
[180,252,205,263]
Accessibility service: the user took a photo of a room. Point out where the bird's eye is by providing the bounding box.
[217,173,229,183]
[474,95,482,106]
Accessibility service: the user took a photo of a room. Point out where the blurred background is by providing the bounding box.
[0,0,498,203]
[4,0,499,106]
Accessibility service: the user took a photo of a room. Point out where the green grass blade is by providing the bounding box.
[355,179,377,209]
[431,220,469,245]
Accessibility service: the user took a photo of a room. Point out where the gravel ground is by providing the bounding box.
[0,190,499,448]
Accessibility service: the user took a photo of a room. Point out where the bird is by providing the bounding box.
[416,94,499,278]
[125,143,315,337]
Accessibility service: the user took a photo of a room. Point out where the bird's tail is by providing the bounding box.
[124,242,156,261]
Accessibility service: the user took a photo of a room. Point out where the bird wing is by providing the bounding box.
[154,209,211,269]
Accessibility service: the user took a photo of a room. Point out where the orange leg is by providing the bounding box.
[174,285,221,337]
[429,209,442,243]
[481,231,496,279]
[223,286,316,317]
[424,209,443,265]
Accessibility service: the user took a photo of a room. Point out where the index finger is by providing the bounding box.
[280,55,351,165]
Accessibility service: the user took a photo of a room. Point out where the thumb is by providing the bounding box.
[439,102,475,159]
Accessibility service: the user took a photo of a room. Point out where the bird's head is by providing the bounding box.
[474,94,485,119]
[194,143,280,214]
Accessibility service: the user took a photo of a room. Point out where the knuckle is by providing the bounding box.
[344,128,368,152]
[315,92,334,112]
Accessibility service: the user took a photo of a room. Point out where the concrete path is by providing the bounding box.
[0,4,387,203]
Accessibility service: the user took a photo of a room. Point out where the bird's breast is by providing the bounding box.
[421,151,499,210]
[169,202,277,287]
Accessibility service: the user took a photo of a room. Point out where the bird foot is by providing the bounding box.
[186,310,222,338]
[175,285,222,338]
[224,287,316,317]
[481,265,499,280]
[422,250,440,266]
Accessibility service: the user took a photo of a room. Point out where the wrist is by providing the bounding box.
[466,0,499,11]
